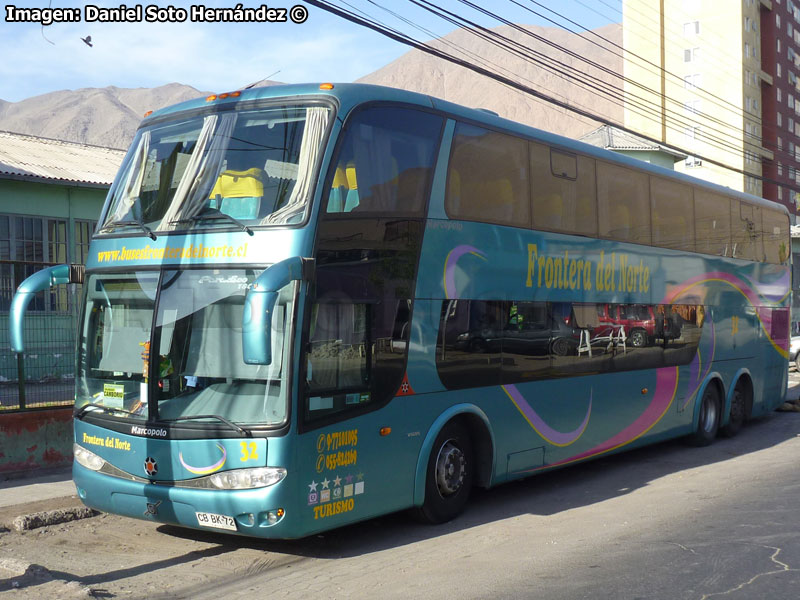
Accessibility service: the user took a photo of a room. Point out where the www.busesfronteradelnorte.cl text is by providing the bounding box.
[97,243,249,262]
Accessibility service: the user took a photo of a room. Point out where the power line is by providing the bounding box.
[430,0,776,171]
[304,0,799,194]
[376,0,785,176]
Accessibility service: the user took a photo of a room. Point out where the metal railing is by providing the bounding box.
[0,259,78,411]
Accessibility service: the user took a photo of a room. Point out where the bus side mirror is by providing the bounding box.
[9,264,83,353]
[242,257,313,365]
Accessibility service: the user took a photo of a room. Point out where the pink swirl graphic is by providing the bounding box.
[179,443,227,475]
[443,245,486,299]
[517,366,679,474]
[503,384,591,447]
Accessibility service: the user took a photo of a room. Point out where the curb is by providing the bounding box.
[11,506,100,532]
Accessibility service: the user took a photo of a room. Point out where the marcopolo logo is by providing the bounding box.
[130,425,168,438]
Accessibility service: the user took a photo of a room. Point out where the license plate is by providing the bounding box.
[195,511,237,531]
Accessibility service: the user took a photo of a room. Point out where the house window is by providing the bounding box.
[684,21,700,36]
[684,99,702,113]
[684,74,702,89]
[685,156,702,168]
[74,220,95,264]
[0,214,69,312]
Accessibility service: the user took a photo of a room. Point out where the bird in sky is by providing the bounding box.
[80,36,93,47]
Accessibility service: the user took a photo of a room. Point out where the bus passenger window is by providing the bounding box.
[324,107,443,217]
[530,142,597,236]
[762,208,790,264]
[694,190,731,257]
[651,176,694,251]
[731,201,762,261]
[597,162,650,245]
[436,300,503,389]
[446,123,530,228]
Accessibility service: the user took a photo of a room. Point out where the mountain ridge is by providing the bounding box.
[0,23,622,149]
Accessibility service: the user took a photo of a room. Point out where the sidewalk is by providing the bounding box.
[0,467,95,532]
[0,469,76,508]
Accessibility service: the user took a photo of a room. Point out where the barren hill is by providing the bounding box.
[0,23,622,149]
[358,23,623,139]
[0,83,208,149]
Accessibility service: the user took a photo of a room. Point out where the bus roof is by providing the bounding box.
[142,82,788,217]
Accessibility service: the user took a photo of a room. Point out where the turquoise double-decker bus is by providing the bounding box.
[10,83,790,538]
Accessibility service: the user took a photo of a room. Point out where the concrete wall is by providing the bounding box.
[0,408,72,477]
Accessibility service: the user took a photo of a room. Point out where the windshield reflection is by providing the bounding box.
[77,269,294,427]
[99,103,331,234]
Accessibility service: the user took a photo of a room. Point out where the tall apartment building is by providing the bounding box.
[761,0,800,218]
[622,0,799,221]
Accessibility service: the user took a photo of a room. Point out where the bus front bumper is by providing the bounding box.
[73,463,300,539]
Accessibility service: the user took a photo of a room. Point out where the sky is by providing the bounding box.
[0,0,621,103]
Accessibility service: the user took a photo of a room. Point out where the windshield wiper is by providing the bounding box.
[171,208,254,236]
[160,414,252,437]
[100,217,157,240]
[75,402,139,419]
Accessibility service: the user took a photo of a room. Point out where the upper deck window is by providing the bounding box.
[325,106,443,217]
[98,103,331,235]
[446,123,530,228]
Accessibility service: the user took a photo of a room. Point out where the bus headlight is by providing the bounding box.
[73,444,106,471]
[208,467,287,490]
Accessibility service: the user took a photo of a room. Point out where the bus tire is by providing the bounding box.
[720,382,747,437]
[415,421,473,524]
[689,384,721,446]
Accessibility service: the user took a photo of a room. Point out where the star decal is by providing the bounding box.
[333,475,342,487]
[308,480,318,492]
[345,474,354,484]
[321,477,330,489]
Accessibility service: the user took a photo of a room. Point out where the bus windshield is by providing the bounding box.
[98,103,331,234]
[77,269,294,427]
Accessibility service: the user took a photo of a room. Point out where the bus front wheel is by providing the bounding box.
[416,421,474,524]
[689,384,720,446]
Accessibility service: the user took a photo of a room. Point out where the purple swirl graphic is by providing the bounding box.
[745,269,791,303]
[503,384,591,447]
[443,245,486,299]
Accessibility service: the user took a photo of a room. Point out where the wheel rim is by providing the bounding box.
[435,439,466,497]
[631,331,646,347]
[702,392,718,433]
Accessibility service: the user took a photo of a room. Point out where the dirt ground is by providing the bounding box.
[2,374,800,599]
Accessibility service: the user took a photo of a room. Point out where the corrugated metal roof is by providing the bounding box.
[580,125,686,160]
[0,130,126,187]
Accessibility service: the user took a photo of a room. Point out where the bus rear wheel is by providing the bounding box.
[720,383,747,437]
[689,384,720,446]
[416,421,473,524]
